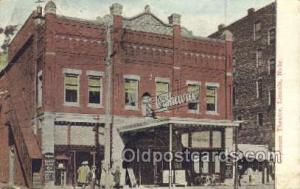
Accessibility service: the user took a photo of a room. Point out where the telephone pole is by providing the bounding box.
[104,23,113,189]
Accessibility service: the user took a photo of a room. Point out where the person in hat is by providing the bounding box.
[77,161,90,187]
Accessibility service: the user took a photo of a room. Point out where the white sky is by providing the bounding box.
[0,0,273,43]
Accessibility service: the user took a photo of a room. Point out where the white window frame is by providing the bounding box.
[268,27,276,45]
[268,89,275,106]
[63,68,81,107]
[205,82,219,115]
[256,49,262,68]
[87,71,104,108]
[37,70,43,108]
[155,77,171,109]
[124,75,140,110]
[186,80,201,114]
[268,57,275,75]
[256,80,262,99]
[254,21,261,40]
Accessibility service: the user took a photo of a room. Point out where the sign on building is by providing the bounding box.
[156,89,199,111]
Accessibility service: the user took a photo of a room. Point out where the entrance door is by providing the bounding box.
[140,162,155,185]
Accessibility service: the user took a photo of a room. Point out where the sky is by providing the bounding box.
[0,0,274,46]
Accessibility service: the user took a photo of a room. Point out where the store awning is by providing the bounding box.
[237,144,271,161]
[118,117,240,133]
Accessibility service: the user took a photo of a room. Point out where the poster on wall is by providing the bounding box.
[44,153,55,182]
[191,131,210,148]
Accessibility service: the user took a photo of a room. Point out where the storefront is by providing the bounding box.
[118,118,239,187]
[53,144,104,186]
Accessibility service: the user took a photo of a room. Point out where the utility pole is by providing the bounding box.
[104,24,113,189]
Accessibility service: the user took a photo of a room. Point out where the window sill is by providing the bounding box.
[88,103,103,108]
[188,109,200,114]
[206,111,219,116]
[125,105,139,111]
[64,102,80,107]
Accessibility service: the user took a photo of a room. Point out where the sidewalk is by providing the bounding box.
[0,182,29,189]
[0,183,274,189]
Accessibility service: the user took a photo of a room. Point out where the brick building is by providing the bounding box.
[0,1,238,188]
[210,2,276,150]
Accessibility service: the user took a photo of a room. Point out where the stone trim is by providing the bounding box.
[86,70,104,76]
[123,74,140,81]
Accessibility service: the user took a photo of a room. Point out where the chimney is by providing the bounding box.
[168,13,181,26]
[248,8,255,16]
[218,24,226,31]
[110,3,123,16]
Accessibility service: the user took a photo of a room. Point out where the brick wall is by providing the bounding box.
[210,2,276,148]
[39,13,233,120]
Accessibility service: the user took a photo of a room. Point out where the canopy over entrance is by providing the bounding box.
[117,117,240,133]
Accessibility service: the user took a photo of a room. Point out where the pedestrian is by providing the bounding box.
[77,161,90,188]
[100,163,107,189]
[238,164,243,186]
[77,161,88,187]
[89,165,96,189]
[113,166,121,189]
[245,166,253,184]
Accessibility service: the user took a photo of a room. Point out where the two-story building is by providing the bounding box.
[0,1,238,188]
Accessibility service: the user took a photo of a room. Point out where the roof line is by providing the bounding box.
[123,12,172,28]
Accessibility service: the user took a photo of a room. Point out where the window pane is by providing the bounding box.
[65,74,78,103]
[125,79,138,107]
[181,133,189,147]
[269,28,275,45]
[156,82,169,95]
[202,156,209,174]
[188,84,199,110]
[66,89,77,102]
[88,76,101,104]
[193,155,200,174]
[206,87,216,111]
[214,155,220,173]
[269,58,275,75]
[258,113,263,126]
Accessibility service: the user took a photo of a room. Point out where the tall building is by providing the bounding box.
[0,1,237,188]
[210,2,276,150]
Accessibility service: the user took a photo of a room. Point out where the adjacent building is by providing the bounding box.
[0,1,238,188]
[209,2,276,184]
[210,2,276,150]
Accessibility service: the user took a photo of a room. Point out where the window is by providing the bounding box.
[191,131,210,148]
[257,113,263,126]
[214,155,220,174]
[156,81,169,109]
[256,49,263,67]
[37,71,42,107]
[233,86,237,106]
[212,131,222,148]
[232,57,237,76]
[254,21,262,40]
[124,79,138,109]
[88,76,102,105]
[269,89,275,106]
[237,115,242,121]
[268,58,275,75]
[202,155,209,174]
[256,80,263,99]
[64,73,79,104]
[268,28,275,45]
[206,86,217,112]
[187,84,200,112]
